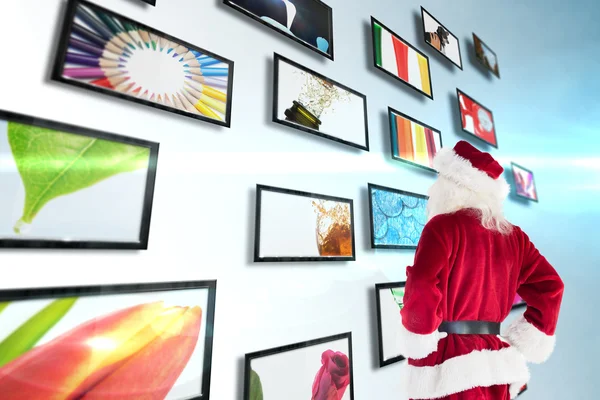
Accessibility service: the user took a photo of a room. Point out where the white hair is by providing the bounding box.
[426,175,513,235]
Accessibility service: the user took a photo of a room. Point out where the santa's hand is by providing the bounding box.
[503,315,556,364]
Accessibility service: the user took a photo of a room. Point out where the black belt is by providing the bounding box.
[438,321,500,335]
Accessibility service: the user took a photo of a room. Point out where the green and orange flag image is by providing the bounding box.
[373,20,432,97]
[0,300,203,399]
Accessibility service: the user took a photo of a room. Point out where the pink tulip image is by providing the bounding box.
[0,302,202,400]
[311,350,350,400]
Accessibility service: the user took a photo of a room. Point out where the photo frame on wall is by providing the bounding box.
[512,293,527,310]
[456,89,498,148]
[518,383,528,397]
[421,7,462,69]
[223,0,334,60]
[0,109,158,250]
[473,33,500,78]
[375,282,406,367]
[0,280,217,399]
[368,183,428,250]
[52,0,234,127]
[254,184,356,262]
[511,163,539,202]
[388,106,442,172]
[244,332,354,400]
[273,53,369,151]
[371,16,433,100]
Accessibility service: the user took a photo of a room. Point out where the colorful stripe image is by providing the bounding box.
[244,333,353,400]
[255,185,355,262]
[0,281,216,400]
[457,89,497,148]
[389,107,442,172]
[512,163,538,202]
[0,110,158,250]
[368,184,428,249]
[372,17,432,99]
[53,0,233,126]
[375,282,406,366]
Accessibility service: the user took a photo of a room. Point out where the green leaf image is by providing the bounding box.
[390,288,405,310]
[8,122,151,233]
[0,302,8,315]
[0,297,77,368]
[249,369,264,400]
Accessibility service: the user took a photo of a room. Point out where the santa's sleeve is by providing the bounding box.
[504,230,564,364]
[398,220,449,359]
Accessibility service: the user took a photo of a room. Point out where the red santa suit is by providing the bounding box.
[397,141,564,400]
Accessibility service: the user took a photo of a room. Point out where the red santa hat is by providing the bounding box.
[433,140,510,199]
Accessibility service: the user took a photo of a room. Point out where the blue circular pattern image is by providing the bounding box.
[372,207,389,239]
[371,188,427,246]
[373,190,404,218]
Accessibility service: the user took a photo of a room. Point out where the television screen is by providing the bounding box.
[224,0,334,59]
[421,7,462,69]
[512,163,538,202]
[457,89,497,148]
[244,333,354,400]
[0,281,216,399]
[389,107,442,172]
[473,33,500,78]
[368,183,428,249]
[517,383,528,396]
[375,282,407,366]
[371,17,433,99]
[273,53,369,151]
[0,110,158,250]
[512,293,527,310]
[255,185,355,262]
[53,0,234,126]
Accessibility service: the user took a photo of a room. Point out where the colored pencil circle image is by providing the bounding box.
[55,0,233,126]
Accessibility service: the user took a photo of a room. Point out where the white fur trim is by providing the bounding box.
[397,321,447,360]
[433,147,510,199]
[503,315,556,364]
[402,346,530,399]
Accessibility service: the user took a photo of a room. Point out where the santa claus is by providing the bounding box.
[398,141,564,399]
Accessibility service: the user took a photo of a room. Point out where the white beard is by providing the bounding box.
[426,176,512,234]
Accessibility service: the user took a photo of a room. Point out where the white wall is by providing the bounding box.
[1,0,599,399]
